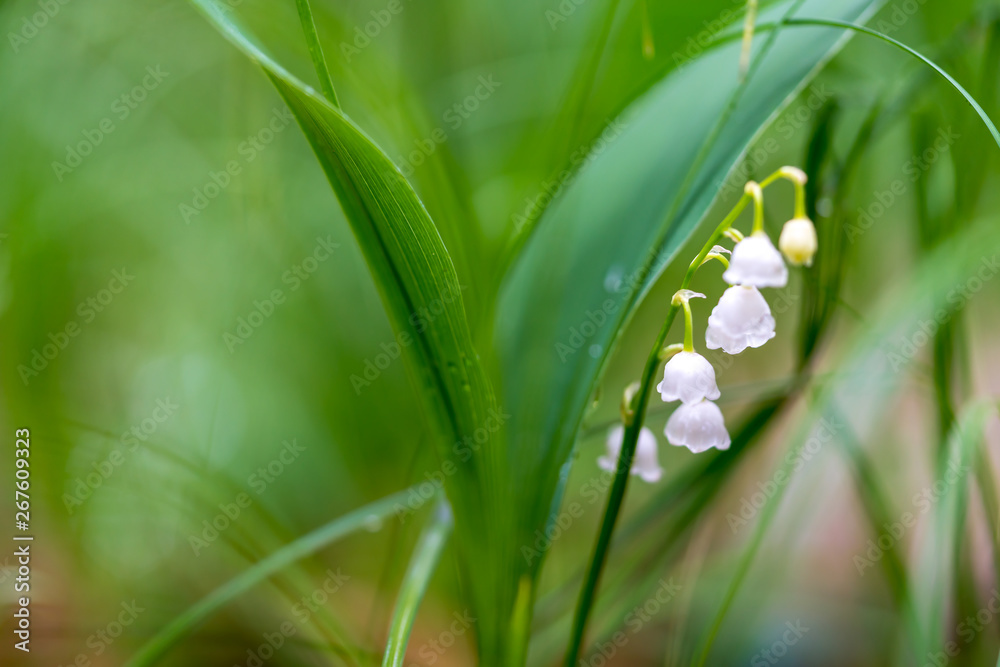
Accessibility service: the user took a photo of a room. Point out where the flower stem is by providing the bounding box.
[760,168,807,218]
[747,181,764,234]
[563,188,752,666]
[681,299,695,352]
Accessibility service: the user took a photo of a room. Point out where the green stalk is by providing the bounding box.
[294,0,340,107]
[680,299,695,352]
[562,189,752,666]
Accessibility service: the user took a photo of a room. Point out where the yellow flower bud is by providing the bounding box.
[778,217,817,267]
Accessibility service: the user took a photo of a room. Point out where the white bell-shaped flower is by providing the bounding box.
[665,400,731,453]
[723,232,788,287]
[705,285,775,355]
[778,217,818,266]
[598,425,663,483]
[657,351,720,404]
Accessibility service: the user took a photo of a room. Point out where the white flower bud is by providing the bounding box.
[778,217,817,267]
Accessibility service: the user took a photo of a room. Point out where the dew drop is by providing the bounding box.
[604,265,625,293]
[588,344,602,358]
[817,197,833,218]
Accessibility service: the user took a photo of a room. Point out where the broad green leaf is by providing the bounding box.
[495,0,883,600]
[182,1,511,661]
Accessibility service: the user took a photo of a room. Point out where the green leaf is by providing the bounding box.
[126,487,415,667]
[182,0,510,660]
[381,500,453,667]
[494,0,883,608]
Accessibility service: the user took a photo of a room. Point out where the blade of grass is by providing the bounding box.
[293,0,339,106]
[781,17,1000,150]
[917,401,996,657]
[975,449,1000,591]
[381,500,453,667]
[126,487,415,667]
[836,409,925,660]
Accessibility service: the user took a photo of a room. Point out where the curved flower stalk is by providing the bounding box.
[574,165,815,665]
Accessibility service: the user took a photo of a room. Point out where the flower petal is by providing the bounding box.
[664,400,731,453]
[705,286,775,354]
[658,351,720,404]
[601,425,662,482]
[723,233,788,288]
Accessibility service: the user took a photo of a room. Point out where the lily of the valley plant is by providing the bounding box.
[606,165,816,475]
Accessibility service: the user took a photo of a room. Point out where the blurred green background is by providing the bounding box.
[2,0,1000,665]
